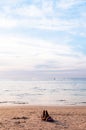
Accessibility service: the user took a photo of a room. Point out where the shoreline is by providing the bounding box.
[0,105,86,130]
[0,104,86,107]
[0,103,86,107]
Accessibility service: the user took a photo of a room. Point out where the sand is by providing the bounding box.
[0,106,86,130]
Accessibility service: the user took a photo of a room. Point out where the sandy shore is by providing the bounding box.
[0,106,86,130]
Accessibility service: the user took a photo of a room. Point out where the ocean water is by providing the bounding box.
[0,78,86,106]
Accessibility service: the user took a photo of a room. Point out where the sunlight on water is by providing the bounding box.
[0,78,86,106]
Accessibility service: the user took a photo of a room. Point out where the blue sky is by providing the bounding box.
[0,0,86,80]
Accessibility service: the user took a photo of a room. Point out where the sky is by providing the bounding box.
[0,0,86,80]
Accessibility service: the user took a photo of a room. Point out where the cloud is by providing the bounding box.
[0,16,17,28]
[56,0,86,10]
[15,5,42,17]
[0,34,86,72]
[0,0,86,34]
[0,0,86,79]
[0,35,67,71]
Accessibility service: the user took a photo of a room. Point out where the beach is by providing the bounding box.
[0,106,86,130]
[0,79,86,130]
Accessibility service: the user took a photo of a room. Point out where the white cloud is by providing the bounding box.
[15,5,42,17]
[0,17,17,28]
[0,0,86,78]
[0,35,86,72]
[57,0,85,10]
[41,0,54,15]
[14,17,79,31]
[0,0,85,33]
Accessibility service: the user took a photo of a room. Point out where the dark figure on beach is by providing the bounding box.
[41,110,54,122]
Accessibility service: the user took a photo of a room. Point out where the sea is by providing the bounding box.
[0,78,86,106]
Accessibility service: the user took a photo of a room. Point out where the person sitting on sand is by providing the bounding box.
[41,110,54,122]
[41,110,46,121]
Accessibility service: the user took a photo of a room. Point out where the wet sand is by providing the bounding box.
[0,106,86,130]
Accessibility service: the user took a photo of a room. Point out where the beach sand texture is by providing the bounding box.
[0,106,86,130]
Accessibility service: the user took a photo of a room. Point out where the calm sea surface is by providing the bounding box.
[0,78,86,106]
